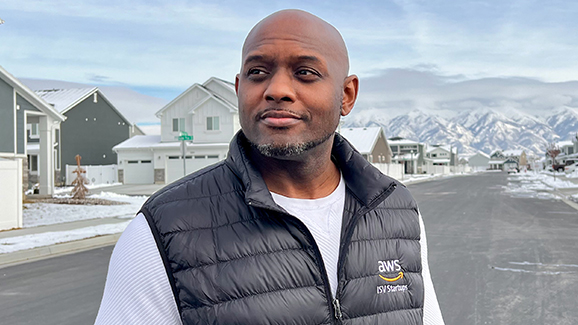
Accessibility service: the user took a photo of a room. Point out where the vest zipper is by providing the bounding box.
[333,298,343,321]
[335,183,398,302]
[246,199,340,324]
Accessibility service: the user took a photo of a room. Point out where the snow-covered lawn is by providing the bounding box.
[0,188,148,255]
[503,171,578,200]
[0,221,131,254]
[23,191,147,228]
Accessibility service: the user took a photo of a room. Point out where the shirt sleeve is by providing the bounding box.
[94,213,182,325]
[419,212,446,325]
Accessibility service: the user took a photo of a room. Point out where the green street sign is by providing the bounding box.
[178,135,193,141]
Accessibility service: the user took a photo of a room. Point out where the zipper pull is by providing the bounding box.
[333,299,343,320]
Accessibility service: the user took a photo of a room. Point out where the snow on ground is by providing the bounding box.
[503,171,578,200]
[0,221,131,254]
[23,191,147,227]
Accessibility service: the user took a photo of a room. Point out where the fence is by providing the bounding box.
[65,164,118,186]
[450,165,471,173]
[372,163,404,181]
[423,165,451,175]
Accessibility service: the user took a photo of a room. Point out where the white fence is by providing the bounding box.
[423,165,451,175]
[0,158,22,230]
[65,164,118,186]
[372,163,404,181]
[450,165,471,173]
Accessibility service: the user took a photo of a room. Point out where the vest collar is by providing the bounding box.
[225,131,399,210]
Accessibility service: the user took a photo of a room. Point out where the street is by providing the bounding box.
[409,172,578,325]
[0,246,112,325]
[1,172,577,324]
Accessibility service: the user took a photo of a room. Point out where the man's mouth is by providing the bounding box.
[259,109,302,128]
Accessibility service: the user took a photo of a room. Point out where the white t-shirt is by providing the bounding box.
[95,178,445,324]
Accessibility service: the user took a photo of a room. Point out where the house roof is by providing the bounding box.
[113,135,161,150]
[35,87,132,125]
[387,138,420,145]
[338,127,385,154]
[503,149,524,156]
[426,145,454,154]
[113,135,230,151]
[35,88,95,113]
[0,65,65,122]
[473,151,491,159]
[489,160,505,164]
[156,77,238,117]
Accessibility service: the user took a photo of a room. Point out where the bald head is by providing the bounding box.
[242,9,350,79]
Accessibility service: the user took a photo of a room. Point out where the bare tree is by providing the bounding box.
[546,143,561,180]
[71,154,89,199]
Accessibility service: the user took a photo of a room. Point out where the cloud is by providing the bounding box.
[351,68,578,119]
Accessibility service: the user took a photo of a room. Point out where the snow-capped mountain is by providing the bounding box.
[344,107,578,156]
[546,107,578,141]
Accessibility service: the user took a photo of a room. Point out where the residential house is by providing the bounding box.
[490,149,531,170]
[503,158,518,171]
[338,127,392,163]
[113,77,238,184]
[32,87,141,184]
[0,65,65,230]
[467,151,491,171]
[388,137,425,174]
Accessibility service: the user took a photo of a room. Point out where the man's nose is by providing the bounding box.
[264,70,296,103]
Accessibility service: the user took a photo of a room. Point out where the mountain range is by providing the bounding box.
[343,106,578,156]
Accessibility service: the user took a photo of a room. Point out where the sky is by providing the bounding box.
[1,0,578,128]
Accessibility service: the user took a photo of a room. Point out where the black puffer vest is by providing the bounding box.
[141,132,424,324]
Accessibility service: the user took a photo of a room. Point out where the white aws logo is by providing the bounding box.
[376,259,407,294]
[378,259,401,273]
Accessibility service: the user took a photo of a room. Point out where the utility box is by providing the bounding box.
[0,158,23,230]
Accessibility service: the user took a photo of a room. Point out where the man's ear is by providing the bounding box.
[341,75,359,117]
[235,74,240,95]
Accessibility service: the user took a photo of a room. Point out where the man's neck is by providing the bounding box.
[250,139,341,199]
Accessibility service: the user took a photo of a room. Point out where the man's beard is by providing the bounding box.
[250,131,335,158]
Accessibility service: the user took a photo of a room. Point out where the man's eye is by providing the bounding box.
[248,68,266,75]
[296,69,315,76]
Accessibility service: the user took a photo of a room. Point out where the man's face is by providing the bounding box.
[236,17,347,158]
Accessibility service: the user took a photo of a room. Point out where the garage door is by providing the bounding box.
[166,155,220,184]
[123,160,154,184]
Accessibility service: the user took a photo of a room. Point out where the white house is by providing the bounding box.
[388,137,425,174]
[468,151,491,171]
[113,77,239,184]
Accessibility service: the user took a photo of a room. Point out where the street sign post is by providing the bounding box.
[177,132,193,177]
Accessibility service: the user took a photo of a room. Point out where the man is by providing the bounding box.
[95,9,444,325]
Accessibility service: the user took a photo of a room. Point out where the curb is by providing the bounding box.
[0,233,121,268]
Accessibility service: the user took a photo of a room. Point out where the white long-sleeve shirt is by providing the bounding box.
[95,178,445,324]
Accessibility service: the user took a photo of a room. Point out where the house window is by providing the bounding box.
[172,118,185,132]
[29,155,38,172]
[29,123,39,137]
[206,116,220,131]
[431,153,437,158]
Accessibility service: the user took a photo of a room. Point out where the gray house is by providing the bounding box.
[32,87,142,183]
[0,65,65,230]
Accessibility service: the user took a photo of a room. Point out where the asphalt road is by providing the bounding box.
[1,172,577,325]
[0,246,112,325]
[408,172,578,325]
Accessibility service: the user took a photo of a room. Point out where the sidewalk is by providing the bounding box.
[0,217,126,267]
[0,184,159,268]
